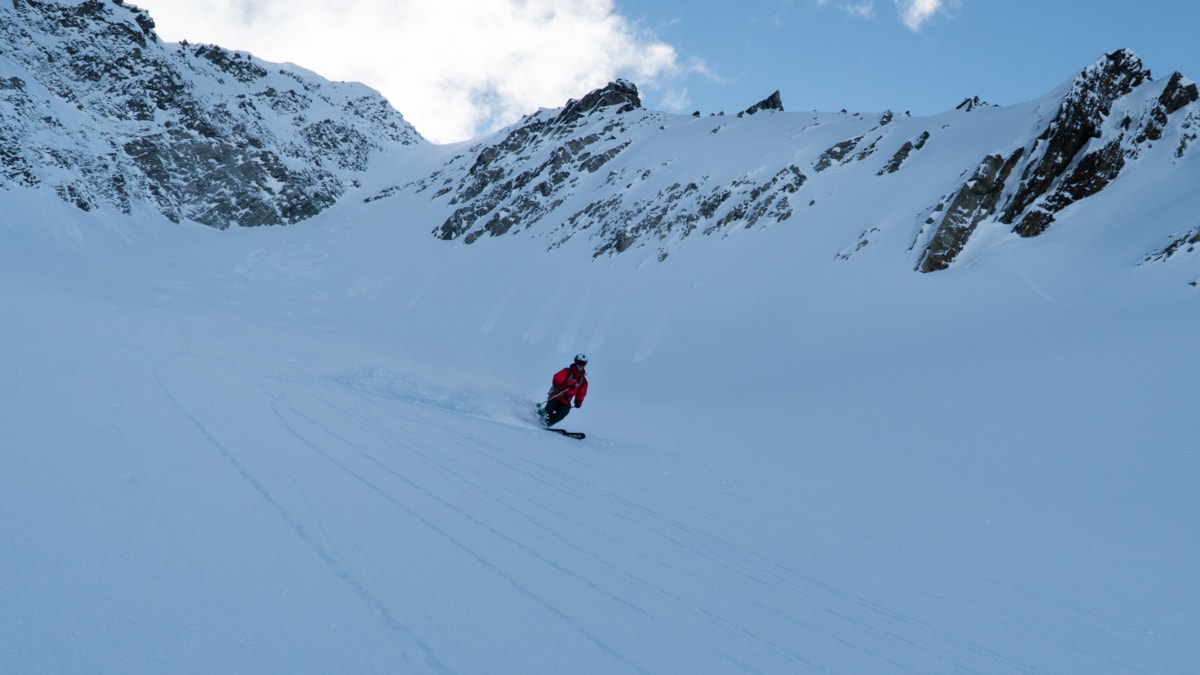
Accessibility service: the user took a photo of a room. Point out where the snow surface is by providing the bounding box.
[2,114,1199,674]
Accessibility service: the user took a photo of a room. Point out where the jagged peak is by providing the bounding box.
[1083,48,1147,78]
[1158,71,1200,115]
[1025,49,1155,155]
[1068,49,1151,109]
[554,80,641,126]
[740,91,784,117]
[955,96,993,112]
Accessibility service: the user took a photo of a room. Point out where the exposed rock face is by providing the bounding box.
[813,137,864,173]
[915,49,1199,270]
[0,0,421,228]
[879,131,929,175]
[1145,225,1200,262]
[1004,50,1148,235]
[741,91,783,116]
[955,96,992,112]
[555,79,641,125]
[917,150,1023,272]
[583,163,806,258]
[1133,71,1200,150]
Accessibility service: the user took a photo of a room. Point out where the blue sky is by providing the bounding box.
[133,0,1199,143]
[634,0,1199,115]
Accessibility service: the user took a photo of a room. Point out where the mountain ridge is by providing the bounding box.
[3,1,1198,275]
[402,49,1197,272]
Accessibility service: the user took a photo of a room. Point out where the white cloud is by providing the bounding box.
[817,0,958,29]
[845,2,875,19]
[657,86,693,112]
[812,0,875,20]
[895,0,945,31]
[134,0,681,143]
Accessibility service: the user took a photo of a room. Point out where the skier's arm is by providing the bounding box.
[551,368,568,391]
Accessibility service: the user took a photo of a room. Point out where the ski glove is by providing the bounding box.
[574,401,582,408]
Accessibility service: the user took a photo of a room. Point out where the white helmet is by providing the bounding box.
[573,353,588,367]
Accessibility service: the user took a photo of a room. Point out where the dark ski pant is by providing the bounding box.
[543,398,571,427]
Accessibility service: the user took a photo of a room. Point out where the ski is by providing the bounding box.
[546,428,585,440]
[534,402,584,438]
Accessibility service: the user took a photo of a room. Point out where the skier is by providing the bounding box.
[541,354,588,427]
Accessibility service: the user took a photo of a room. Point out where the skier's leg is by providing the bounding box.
[544,399,570,426]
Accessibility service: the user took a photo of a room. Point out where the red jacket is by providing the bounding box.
[550,364,588,407]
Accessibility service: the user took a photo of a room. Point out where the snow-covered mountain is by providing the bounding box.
[395,54,1199,273]
[5,0,1200,275]
[1,0,420,229]
[2,2,1198,674]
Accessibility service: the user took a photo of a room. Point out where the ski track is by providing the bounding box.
[276,388,655,673]
[256,369,811,672]
[151,362,457,675]
[103,339,1190,675]
[234,370,1051,674]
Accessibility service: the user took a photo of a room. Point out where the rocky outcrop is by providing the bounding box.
[554,79,641,126]
[916,151,1023,272]
[814,137,864,172]
[879,131,929,175]
[1005,54,1196,239]
[584,164,806,258]
[740,91,783,116]
[955,96,992,112]
[916,49,1198,270]
[1003,50,1148,236]
[0,0,421,228]
[1144,225,1200,264]
[1130,71,1200,150]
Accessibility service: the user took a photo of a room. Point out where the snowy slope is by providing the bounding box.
[3,145,1198,674]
